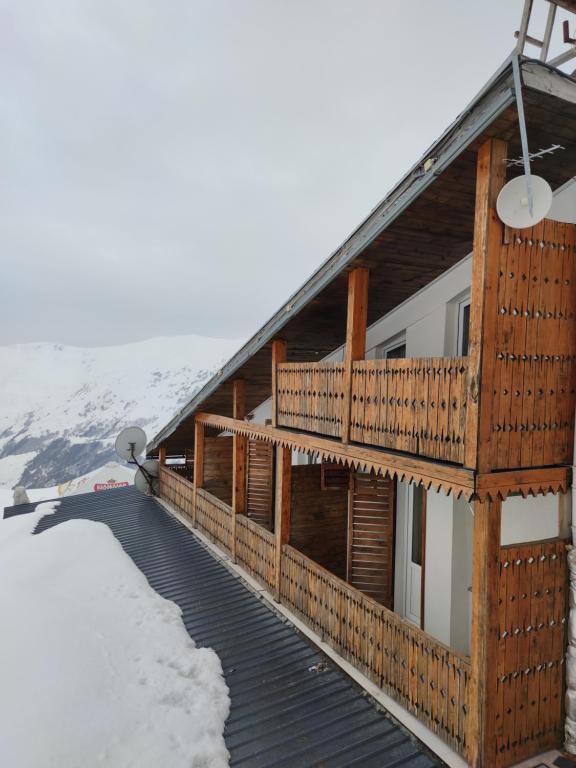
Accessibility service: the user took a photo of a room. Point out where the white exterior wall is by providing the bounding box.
[424,491,454,647]
[501,494,559,545]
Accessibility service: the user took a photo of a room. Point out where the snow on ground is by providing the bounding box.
[0,452,38,488]
[0,503,230,768]
[0,485,59,513]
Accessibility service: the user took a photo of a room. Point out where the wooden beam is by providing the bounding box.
[342,267,369,443]
[274,445,292,600]
[158,445,166,465]
[232,379,247,562]
[271,339,287,428]
[192,420,205,526]
[469,497,502,768]
[196,412,476,500]
[465,138,507,472]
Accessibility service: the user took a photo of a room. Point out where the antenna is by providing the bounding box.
[515,0,576,70]
[115,426,158,495]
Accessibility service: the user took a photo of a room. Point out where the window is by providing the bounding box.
[411,486,425,566]
[386,342,407,359]
[457,300,471,356]
[376,334,407,360]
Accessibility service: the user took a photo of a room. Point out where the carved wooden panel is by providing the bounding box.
[246,439,273,530]
[347,471,395,608]
[350,358,468,463]
[276,362,346,437]
[487,220,576,470]
[494,538,567,766]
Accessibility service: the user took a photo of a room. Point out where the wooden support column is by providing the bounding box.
[342,267,369,443]
[274,445,292,601]
[464,138,507,471]
[157,445,166,495]
[192,420,205,526]
[469,497,502,768]
[232,379,247,562]
[271,339,287,428]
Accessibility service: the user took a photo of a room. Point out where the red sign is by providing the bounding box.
[93,481,130,492]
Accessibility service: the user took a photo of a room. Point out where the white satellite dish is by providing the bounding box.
[135,467,158,495]
[496,175,552,229]
[115,426,147,462]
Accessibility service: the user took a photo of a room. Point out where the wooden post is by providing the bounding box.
[271,339,287,428]
[342,267,369,443]
[469,497,502,768]
[192,420,205,526]
[464,138,507,471]
[157,445,166,496]
[232,379,247,562]
[274,445,292,601]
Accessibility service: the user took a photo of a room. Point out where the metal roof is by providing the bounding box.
[5,486,445,767]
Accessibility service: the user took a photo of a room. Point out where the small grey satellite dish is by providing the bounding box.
[496,175,552,229]
[141,459,159,478]
[115,426,147,462]
[135,467,158,495]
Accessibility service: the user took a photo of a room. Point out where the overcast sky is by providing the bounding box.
[0,0,564,347]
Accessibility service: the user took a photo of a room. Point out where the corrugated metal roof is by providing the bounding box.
[4,487,446,767]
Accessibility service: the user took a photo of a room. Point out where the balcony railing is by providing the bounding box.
[158,466,472,760]
[276,357,468,464]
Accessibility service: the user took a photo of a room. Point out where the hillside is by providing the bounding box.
[0,335,242,488]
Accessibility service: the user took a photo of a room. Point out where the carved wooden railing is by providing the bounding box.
[280,544,471,758]
[275,357,468,464]
[159,465,195,523]
[158,467,470,759]
[235,514,276,591]
[276,362,346,438]
[195,487,233,554]
[351,357,468,463]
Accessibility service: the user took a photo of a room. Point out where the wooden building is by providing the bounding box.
[149,54,576,767]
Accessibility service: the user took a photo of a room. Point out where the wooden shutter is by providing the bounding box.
[320,461,349,491]
[246,440,274,530]
[347,471,395,608]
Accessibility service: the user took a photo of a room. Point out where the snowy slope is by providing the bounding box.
[0,335,242,488]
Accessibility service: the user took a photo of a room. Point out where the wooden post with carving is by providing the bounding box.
[469,497,502,768]
[274,445,291,601]
[271,339,287,428]
[232,379,247,562]
[192,420,205,526]
[465,138,507,471]
[342,267,369,444]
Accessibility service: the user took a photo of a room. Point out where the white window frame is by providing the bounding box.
[456,297,471,356]
[376,332,407,360]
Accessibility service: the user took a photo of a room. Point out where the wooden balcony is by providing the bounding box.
[276,357,468,464]
[158,465,472,759]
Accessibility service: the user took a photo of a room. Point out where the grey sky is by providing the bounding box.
[0,0,561,346]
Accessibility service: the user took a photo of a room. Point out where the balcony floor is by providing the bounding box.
[5,486,444,768]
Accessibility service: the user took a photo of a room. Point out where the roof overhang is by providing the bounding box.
[148,57,576,454]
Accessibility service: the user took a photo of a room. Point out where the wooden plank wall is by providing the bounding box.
[494,537,567,766]
[289,464,349,578]
[347,471,395,608]
[350,358,468,463]
[482,220,576,470]
[246,439,274,530]
[203,435,233,505]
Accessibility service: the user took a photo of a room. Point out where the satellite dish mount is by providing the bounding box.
[115,426,159,495]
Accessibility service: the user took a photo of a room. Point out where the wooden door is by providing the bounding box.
[245,439,274,530]
[347,471,395,608]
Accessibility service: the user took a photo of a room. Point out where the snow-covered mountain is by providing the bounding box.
[0,335,243,488]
